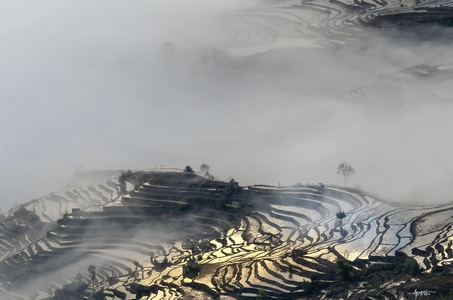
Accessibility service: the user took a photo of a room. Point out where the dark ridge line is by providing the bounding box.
[98,183,115,195]
[106,180,119,189]
[269,205,312,223]
[260,260,302,291]
[79,188,97,204]
[69,189,87,205]
[64,191,79,202]
[88,185,109,199]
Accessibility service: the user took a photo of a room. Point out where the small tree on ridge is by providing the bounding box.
[200,163,209,173]
[337,162,355,186]
[184,166,194,174]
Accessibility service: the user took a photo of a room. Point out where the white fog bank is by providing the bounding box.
[1,0,453,210]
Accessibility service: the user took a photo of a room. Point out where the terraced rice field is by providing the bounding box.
[217,0,453,56]
[2,0,453,298]
[0,171,451,299]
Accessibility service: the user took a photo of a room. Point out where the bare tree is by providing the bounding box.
[200,163,213,180]
[199,163,210,173]
[337,162,355,186]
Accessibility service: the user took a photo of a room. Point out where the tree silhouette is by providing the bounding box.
[75,272,82,283]
[200,163,213,179]
[88,264,96,296]
[337,162,355,186]
[403,257,421,276]
[133,261,142,281]
[336,211,346,220]
[184,166,194,174]
[200,163,209,173]
[336,259,354,282]
[257,289,269,299]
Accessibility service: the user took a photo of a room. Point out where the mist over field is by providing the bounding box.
[1,0,453,211]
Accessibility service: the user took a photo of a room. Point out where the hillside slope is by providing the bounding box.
[0,170,452,299]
